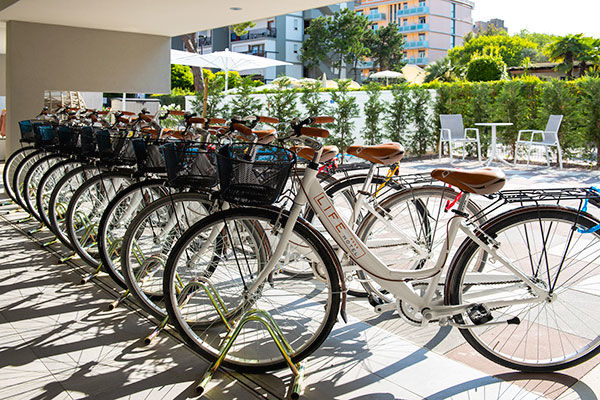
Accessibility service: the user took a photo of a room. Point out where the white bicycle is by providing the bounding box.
[163,120,600,374]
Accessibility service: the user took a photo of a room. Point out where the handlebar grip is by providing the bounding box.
[118,116,131,124]
[232,123,253,136]
[188,117,206,124]
[208,117,227,125]
[300,126,329,138]
[169,110,186,116]
[258,116,279,124]
[313,116,334,124]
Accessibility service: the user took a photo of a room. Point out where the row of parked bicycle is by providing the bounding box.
[3,106,600,397]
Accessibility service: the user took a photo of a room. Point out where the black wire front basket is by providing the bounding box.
[161,141,218,188]
[33,123,59,150]
[95,129,137,166]
[132,138,167,174]
[216,143,296,206]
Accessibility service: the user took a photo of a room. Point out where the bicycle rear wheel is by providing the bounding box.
[36,161,81,232]
[23,154,64,221]
[12,150,45,209]
[447,206,600,371]
[163,207,341,373]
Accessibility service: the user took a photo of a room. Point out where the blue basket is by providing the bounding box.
[18,120,35,143]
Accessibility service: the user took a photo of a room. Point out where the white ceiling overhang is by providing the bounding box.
[0,0,340,37]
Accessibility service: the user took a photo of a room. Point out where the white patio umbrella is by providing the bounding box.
[369,70,403,85]
[191,49,292,91]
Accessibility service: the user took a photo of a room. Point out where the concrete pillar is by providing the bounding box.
[5,21,171,153]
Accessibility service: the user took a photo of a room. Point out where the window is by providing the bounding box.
[403,2,408,9]
[419,0,426,6]
[267,20,274,30]
[419,33,425,41]
[403,51,408,58]
[293,44,299,54]
[248,44,265,56]
[403,18,408,25]
[451,3,456,18]
[419,16,426,24]
[294,19,299,30]
[370,7,377,13]
[419,50,426,58]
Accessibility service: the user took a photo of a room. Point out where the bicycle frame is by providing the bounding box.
[246,162,550,323]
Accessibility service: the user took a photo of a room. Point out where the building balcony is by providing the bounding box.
[198,36,212,46]
[231,28,276,42]
[368,12,386,22]
[404,40,428,48]
[398,23,428,33]
[405,57,428,65]
[397,6,429,16]
[358,60,374,69]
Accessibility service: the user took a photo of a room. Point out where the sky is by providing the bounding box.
[471,0,600,37]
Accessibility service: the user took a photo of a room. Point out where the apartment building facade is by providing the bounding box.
[172,3,353,82]
[355,0,474,72]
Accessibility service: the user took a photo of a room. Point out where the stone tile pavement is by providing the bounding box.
[1,159,599,399]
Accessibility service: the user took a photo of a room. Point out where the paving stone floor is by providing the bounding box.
[1,159,599,399]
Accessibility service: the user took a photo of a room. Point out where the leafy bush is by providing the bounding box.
[466,53,507,82]
[409,87,433,156]
[579,77,600,165]
[227,75,264,118]
[362,83,386,145]
[266,77,298,131]
[328,80,359,160]
[299,81,329,117]
[384,83,412,143]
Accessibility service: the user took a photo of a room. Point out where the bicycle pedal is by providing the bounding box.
[368,294,384,308]
[467,304,493,325]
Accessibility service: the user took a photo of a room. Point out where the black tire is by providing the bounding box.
[163,207,341,373]
[36,160,82,233]
[22,154,64,221]
[12,149,45,209]
[97,179,169,289]
[48,165,101,250]
[65,172,135,267]
[3,146,36,203]
[446,205,600,371]
[121,192,214,315]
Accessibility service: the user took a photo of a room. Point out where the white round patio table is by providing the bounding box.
[475,122,513,166]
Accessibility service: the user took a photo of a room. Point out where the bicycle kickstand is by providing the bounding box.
[144,315,169,345]
[107,289,129,311]
[80,264,102,284]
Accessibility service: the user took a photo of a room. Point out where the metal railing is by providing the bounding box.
[231,28,277,42]
[397,6,429,16]
[398,23,429,32]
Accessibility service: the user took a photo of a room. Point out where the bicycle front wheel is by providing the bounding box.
[163,207,341,373]
[447,205,600,371]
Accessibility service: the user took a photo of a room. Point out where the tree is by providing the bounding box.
[546,34,592,79]
[265,77,298,131]
[384,83,412,143]
[424,56,458,83]
[365,22,405,72]
[301,9,371,79]
[227,75,264,118]
[182,33,204,93]
[464,24,508,43]
[300,17,330,77]
[409,87,433,156]
[231,22,256,36]
[191,69,226,119]
[362,83,386,145]
[465,50,507,82]
[299,80,329,117]
[448,35,538,68]
[328,80,359,161]
[171,64,194,93]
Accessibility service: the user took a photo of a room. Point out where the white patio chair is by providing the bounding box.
[514,114,563,169]
[439,114,481,162]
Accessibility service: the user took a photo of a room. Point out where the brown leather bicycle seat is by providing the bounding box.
[162,129,186,140]
[346,143,405,165]
[431,168,506,195]
[253,129,277,144]
[290,145,339,163]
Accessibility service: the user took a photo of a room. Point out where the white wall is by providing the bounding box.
[5,21,170,152]
[0,55,5,96]
[285,15,303,41]
[185,89,438,149]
